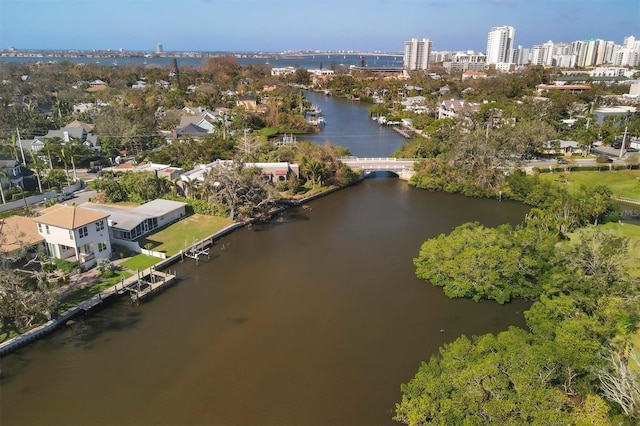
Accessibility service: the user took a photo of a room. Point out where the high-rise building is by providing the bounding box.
[613,36,640,67]
[486,26,515,64]
[156,43,163,55]
[530,40,554,66]
[403,38,432,70]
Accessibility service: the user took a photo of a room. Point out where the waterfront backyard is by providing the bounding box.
[58,214,234,311]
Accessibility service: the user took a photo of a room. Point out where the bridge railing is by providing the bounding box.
[338,157,421,162]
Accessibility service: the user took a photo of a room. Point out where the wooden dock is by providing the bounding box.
[180,238,211,264]
[74,268,177,311]
[119,268,177,303]
[0,268,177,356]
[392,126,413,139]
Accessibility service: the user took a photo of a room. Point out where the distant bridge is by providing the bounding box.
[339,157,418,178]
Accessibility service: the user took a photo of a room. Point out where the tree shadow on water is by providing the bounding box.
[249,209,311,232]
[70,308,143,349]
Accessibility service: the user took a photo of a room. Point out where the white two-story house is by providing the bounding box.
[34,205,112,269]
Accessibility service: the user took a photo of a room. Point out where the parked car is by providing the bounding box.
[57,193,74,202]
[556,157,568,164]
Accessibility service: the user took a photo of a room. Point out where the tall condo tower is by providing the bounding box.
[404,38,432,70]
[486,26,515,64]
[156,43,163,54]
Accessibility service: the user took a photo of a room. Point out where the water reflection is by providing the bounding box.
[0,177,531,425]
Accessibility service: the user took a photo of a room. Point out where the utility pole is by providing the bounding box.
[11,135,18,163]
[244,128,249,155]
[16,128,26,165]
[620,126,628,159]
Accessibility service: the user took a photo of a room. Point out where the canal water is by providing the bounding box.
[0,94,532,425]
[301,91,406,157]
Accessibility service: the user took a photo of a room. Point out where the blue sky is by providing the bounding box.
[0,0,638,52]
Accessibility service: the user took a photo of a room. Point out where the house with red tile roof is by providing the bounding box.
[462,70,488,80]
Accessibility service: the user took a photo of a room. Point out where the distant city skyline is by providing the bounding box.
[0,0,638,53]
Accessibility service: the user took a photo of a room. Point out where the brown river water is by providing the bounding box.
[1,177,531,425]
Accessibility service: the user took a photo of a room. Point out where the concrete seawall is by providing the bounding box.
[0,221,248,357]
[0,180,394,357]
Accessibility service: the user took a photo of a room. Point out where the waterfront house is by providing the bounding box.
[247,162,300,184]
[102,161,184,180]
[181,160,299,185]
[34,205,111,269]
[437,99,480,120]
[400,96,428,114]
[82,199,187,244]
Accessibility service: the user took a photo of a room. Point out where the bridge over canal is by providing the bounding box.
[339,157,418,179]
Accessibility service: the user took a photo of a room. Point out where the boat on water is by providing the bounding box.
[305,104,325,126]
[305,104,322,115]
[307,116,325,126]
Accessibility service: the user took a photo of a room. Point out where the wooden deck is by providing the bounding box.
[75,268,177,310]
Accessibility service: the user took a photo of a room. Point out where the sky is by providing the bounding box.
[0,0,638,53]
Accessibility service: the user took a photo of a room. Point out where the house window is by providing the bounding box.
[98,241,107,252]
[45,225,50,234]
[79,226,88,238]
[69,230,74,240]
[96,220,104,232]
[38,223,42,233]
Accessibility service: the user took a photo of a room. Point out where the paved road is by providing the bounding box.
[525,157,631,169]
[68,188,97,206]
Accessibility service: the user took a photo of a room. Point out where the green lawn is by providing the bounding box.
[138,214,234,256]
[57,269,133,313]
[540,170,640,199]
[121,253,161,271]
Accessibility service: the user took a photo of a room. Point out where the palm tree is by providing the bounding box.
[30,151,46,193]
[182,178,200,200]
[301,159,326,186]
[43,137,62,169]
[62,141,89,182]
[163,177,178,197]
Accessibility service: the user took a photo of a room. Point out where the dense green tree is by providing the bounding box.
[547,227,631,298]
[42,169,68,191]
[290,68,311,86]
[414,222,549,303]
[117,171,170,203]
[395,328,575,425]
